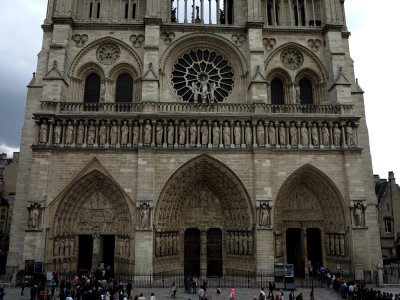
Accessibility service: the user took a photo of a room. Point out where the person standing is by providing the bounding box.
[268,282,274,299]
[309,288,314,300]
[198,286,205,300]
[172,282,177,299]
[20,279,26,296]
[0,285,5,300]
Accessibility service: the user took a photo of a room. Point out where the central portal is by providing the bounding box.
[184,228,200,276]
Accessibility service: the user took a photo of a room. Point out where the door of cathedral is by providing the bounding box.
[207,228,222,276]
[306,228,322,274]
[184,229,200,276]
[78,235,93,272]
[286,228,304,277]
[101,235,115,276]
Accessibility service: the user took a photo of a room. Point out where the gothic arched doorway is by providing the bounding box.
[48,170,134,275]
[154,155,255,275]
[274,164,348,276]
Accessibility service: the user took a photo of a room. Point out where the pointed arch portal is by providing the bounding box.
[49,171,133,274]
[154,155,255,275]
[275,164,348,276]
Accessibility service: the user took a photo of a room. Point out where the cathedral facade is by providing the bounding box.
[8,0,382,279]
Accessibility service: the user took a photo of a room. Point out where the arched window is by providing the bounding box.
[271,78,284,105]
[299,78,313,105]
[294,1,306,26]
[267,0,280,26]
[84,73,101,103]
[115,73,133,103]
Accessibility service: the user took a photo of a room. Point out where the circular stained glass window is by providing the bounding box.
[171,49,235,103]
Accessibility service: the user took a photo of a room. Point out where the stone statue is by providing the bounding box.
[65,121,74,145]
[29,203,40,229]
[178,122,186,145]
[167,122,175,145]
[190,122,197,145]
[210,82,217,103]
[333,123,341,146]
[140,203,150,229]
[191,81,200,103]
[279,123,286,145]
[110,121,118,145]
[322,124,329,146]
[311,123,319,146]
[268,122,276,145]
[301,123,308,146]
[39,120,48,143]
[234,122,241,145]
[259,203,270,227]
[132,121,139,145]
[223,122,231,145]
[340,235,345,256]
[76,121,85,145]
[121,121,129,145]
[295,83,301,103]
[99,121,107,145]
[275,236,282,257]
[212,122,220,145]
[353,202,364,227]
[87,121,96,145]
[290,123,297,146]
[200,75,208,103]
[143,121,152,144]
[346,122,354,146]
[330,234,335,255]
[53,121,62,145]
[245,122,252,145]
[92,230,100,254]
[257,121,265,145]
[201,122,208,145]
[156,122,163,145]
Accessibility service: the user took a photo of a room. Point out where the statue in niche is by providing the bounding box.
[242,233,248,254]
[132,121,139,145]
[234,122,241,145]
[160,234,165,255]
[301,123,308,145]
[121,121,129,145]
[279,123,286,145]
[87,121,96,145]
[156,122,163,145]
[92,230,100,254]
[275,236,282,257]
[335,236,340,256]
[257,121,265,145]
[248,234,254,255]
[53,121,62,145]
[76,121,85,145]
[333,123,341,146]
[268,122,276,145]
[99,121,107,145]
[39,120,48,143]
[353,202,364,227]
[190,122,197,145]
[290,123,297,146]
[210,82,217,103]
[212,122,220,145]
[143,121,152,144]
[311,123,319,146]
[322,124,329,146]
[191,81,200,103]
[346,122,354,146]
[259,203,270,228]
[201,122,208,145]
[340,235,345,256]
[110,121,118,145]
[223,122,231,145]
[155,234,161,256]
[65,121,74,145]
[179,122,186,145]
[200,75,209,103]
[29,203,41,229]
[326,236,330,255]
[140,203,150,229]
[245,122,252,145]
[330,234,335,255]
[167,122,174,145]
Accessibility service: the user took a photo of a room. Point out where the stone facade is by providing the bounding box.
[375,172,400,261]
[7,0,382,279]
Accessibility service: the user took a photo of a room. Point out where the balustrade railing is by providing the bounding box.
[40,101,354,115]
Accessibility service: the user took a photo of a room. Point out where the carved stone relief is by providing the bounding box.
[138,202,152,230]
[280,49,303,70]
[231,34,246,47]
[27,203,42,229]
[72,34,88,48]
[351,200,367,227]
[160,32,176,45]
[263,38,277,51]
[130,34,145,48]
[226,230,254,256]
[96,44,121,65]
[307,39,322,52]
[258,201,271,228]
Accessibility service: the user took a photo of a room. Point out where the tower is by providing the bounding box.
[8,0,382,281]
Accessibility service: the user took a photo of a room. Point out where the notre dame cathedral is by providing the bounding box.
[7,0,382,281]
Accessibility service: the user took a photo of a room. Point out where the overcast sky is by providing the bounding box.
[0,0,398,179]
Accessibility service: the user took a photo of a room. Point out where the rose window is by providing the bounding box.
[280,49,303,70]
[171,49,235,103]
[96,44,120,65]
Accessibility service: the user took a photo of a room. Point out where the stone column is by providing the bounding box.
[200,230,207,275]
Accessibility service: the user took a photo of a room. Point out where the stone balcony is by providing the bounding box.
[33,101,360,152]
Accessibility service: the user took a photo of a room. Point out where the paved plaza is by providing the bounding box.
[4,286,400,300]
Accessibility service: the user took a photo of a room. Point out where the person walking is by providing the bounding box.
[229,288,235,300]
[268,282,274,299]
[309,288,314,300]
[172,282,177,299]
[198,286,205,300]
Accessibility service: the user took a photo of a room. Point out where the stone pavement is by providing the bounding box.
[4,286,400,300]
